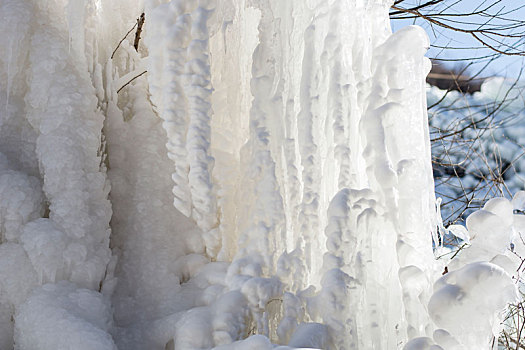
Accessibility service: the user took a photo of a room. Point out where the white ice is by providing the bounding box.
[0,0,522,349]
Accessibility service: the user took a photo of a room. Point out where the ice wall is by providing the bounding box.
[144,0,438,348]
[0,0,521,349]
[0,0,116,348]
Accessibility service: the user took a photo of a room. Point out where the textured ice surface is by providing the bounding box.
[408,194,525,349]
[0,0,522,349]
[15,282,116,350]
[428,262,516,348]
[21,219,70,284]
[143,0,437,348]
[0,164,43,242]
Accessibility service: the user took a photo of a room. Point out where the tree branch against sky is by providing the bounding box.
[390,0,525,77]
[391,0,525,228]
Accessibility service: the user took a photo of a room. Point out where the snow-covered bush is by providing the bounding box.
[429,78,525,225]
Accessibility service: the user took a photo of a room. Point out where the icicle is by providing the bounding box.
[6,42,13,111]
[184,3,220,255]
[147,2,221,257]
[0,1,33,111]
[368,25,437,341]
[147,2,193,217]
[296,22,323,280]
[67,0,87,61]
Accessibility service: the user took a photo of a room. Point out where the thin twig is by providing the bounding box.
[111,21,138,59]
[116,71,148,93]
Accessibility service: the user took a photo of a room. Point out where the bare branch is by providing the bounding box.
[116,70,148,94]
[134,13,145,52]
[111,21,138,59]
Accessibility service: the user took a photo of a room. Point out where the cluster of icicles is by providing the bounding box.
[0,0,523,349]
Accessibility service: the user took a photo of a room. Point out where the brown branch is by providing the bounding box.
[116,70,148,94]
[111,21,138,59]
[390,4,525,56]
[134,13,145,52]
[506,333,525,349]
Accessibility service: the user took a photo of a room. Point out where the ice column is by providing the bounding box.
[147,1,220,258]
[23,0,112,290]
[0,0,115,348]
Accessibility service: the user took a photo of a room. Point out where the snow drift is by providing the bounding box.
[0,0,522,349]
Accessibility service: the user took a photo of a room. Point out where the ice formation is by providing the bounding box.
[0,0,523,349]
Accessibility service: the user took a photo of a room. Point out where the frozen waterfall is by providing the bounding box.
[0,0,522,349]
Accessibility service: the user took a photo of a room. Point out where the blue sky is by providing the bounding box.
[390,0,525,79]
